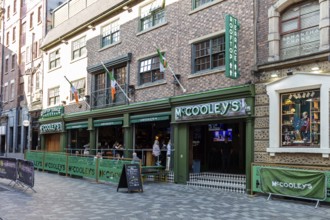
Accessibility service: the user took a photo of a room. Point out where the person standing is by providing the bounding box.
[166,139,171,171]
[221,135,232,172]
[152,136,161,166]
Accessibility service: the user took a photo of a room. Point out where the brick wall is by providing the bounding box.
[86,0,256,103]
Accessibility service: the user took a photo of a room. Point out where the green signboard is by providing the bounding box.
[225,14,240,79]
[94,118,123,127]
[40,122,63,134]
[26,151,44,169]
[67,156,96,179]
[98,159,131,183]
[131,112,171,124]
[66,121,88,129]
[41,106,64,119]
[175,99,249,120]
[44,153,67,173]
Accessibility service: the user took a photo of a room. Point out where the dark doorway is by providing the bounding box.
[189,121,245,174]
[0,135,5,156]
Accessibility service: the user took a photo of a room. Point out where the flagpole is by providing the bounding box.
[153,45,186,93]
[167,65,186,93]
[101,62,131,102]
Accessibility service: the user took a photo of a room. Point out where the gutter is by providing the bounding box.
[40,0,133,51]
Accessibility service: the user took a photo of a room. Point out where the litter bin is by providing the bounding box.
[192,160,201,173]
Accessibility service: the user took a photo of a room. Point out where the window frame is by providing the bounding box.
[70,78,85,102]
[12,27,16,42]
[192,35,225,74]
[7,6,10,20]
[266,73,330,157]
[37,6,42,23]
[72,36,87,60]
[30,12,34,29]
[11,54,15,70]
[138,55,164,85]
[49,49,61,70]
[13,0,17,14]
[192,0,214,9]
[10,82,15,100]
[48,87,60,106]
[139,0,166,31]
[101,20,120,48]
[5,58,8,73]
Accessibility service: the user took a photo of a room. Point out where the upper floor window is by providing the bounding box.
[12,27,16,42]
[139,55,163,85]
[32,41,38,59]
[48,87,60,106]
[13,0,17,14]
[72,37,87,60]
[3,85,8,102]
[21,22,26,46]
[193,0,213,9]
[70,78,85,102]
[101,20,120,48]
[5,58,9,73]
[280,0,320,60]
[11,54,16,70]
[10,82,15,100]
[35,71,40,90]
[7,6,10,19]
[38,6,42,23]
[30,12,34,29]
[6,32,9,46]
[49,49,60,70]
[192,35,225,73]
[140,0,165,31]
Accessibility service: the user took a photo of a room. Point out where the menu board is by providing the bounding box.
[117,164,143,193]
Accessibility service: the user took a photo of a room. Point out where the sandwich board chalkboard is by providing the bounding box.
[117,164,143,193]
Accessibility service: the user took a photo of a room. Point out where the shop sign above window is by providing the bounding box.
[40,122,63,134]
[175,99,249,121]
[225,14,240,79]
[41,106,64,119]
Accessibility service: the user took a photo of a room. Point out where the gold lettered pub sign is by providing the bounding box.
[225,14,240,79]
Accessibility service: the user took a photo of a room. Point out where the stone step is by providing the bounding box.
[187,182,246,194]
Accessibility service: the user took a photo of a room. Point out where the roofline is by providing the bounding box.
[40,0,133,51]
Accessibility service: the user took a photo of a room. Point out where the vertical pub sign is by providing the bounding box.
[225,14,240,79]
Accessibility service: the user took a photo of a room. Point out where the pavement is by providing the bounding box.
[0,171,330,220]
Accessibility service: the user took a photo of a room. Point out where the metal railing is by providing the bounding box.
[90,86,127,109]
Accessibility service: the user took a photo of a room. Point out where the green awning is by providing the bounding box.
[130,112,171,123]
[94,118,123,127]
[65,121,88,129]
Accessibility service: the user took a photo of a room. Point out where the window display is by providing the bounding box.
[281,89,320,147]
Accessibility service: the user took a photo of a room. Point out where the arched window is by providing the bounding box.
[280,1,320,59]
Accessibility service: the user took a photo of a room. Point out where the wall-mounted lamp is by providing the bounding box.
[287,69,293,76]
[128,85,135,95]
[123,5,132,12]
[173,74,181,85]
[61,39,68,44]
[270,72,278,78]
[87,24,95,31]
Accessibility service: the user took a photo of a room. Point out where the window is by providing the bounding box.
[13,0,17,14]
[192,0,213,9]
[3,85,8,102]
[12,27,16,42]
[32,41,38,59]
[70,78,85,101]
[101,20,120,48]
[93,73,106,107]
[7,6,10,20]
[35,72,40,90]
[48,87,60,106]
[38,6,42,23]
[72,37,86,60]
[30,12,34,29]
[280,1,320,59]
[26,46,31,63]
[18,82,24,96]
[140,0,165,31]
[193,36,225,73]
[49,49,60,69]
[6,32,9,46]
[5,58,8,73]
[281,89,320,147]
[21,22,26,46]
[10,83,15,100]
[11,54,15,70]
[139,55,163,85]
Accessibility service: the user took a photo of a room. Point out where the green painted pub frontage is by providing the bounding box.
[38,84,255,191]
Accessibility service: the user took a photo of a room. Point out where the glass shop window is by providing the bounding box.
[281,89,320,147]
